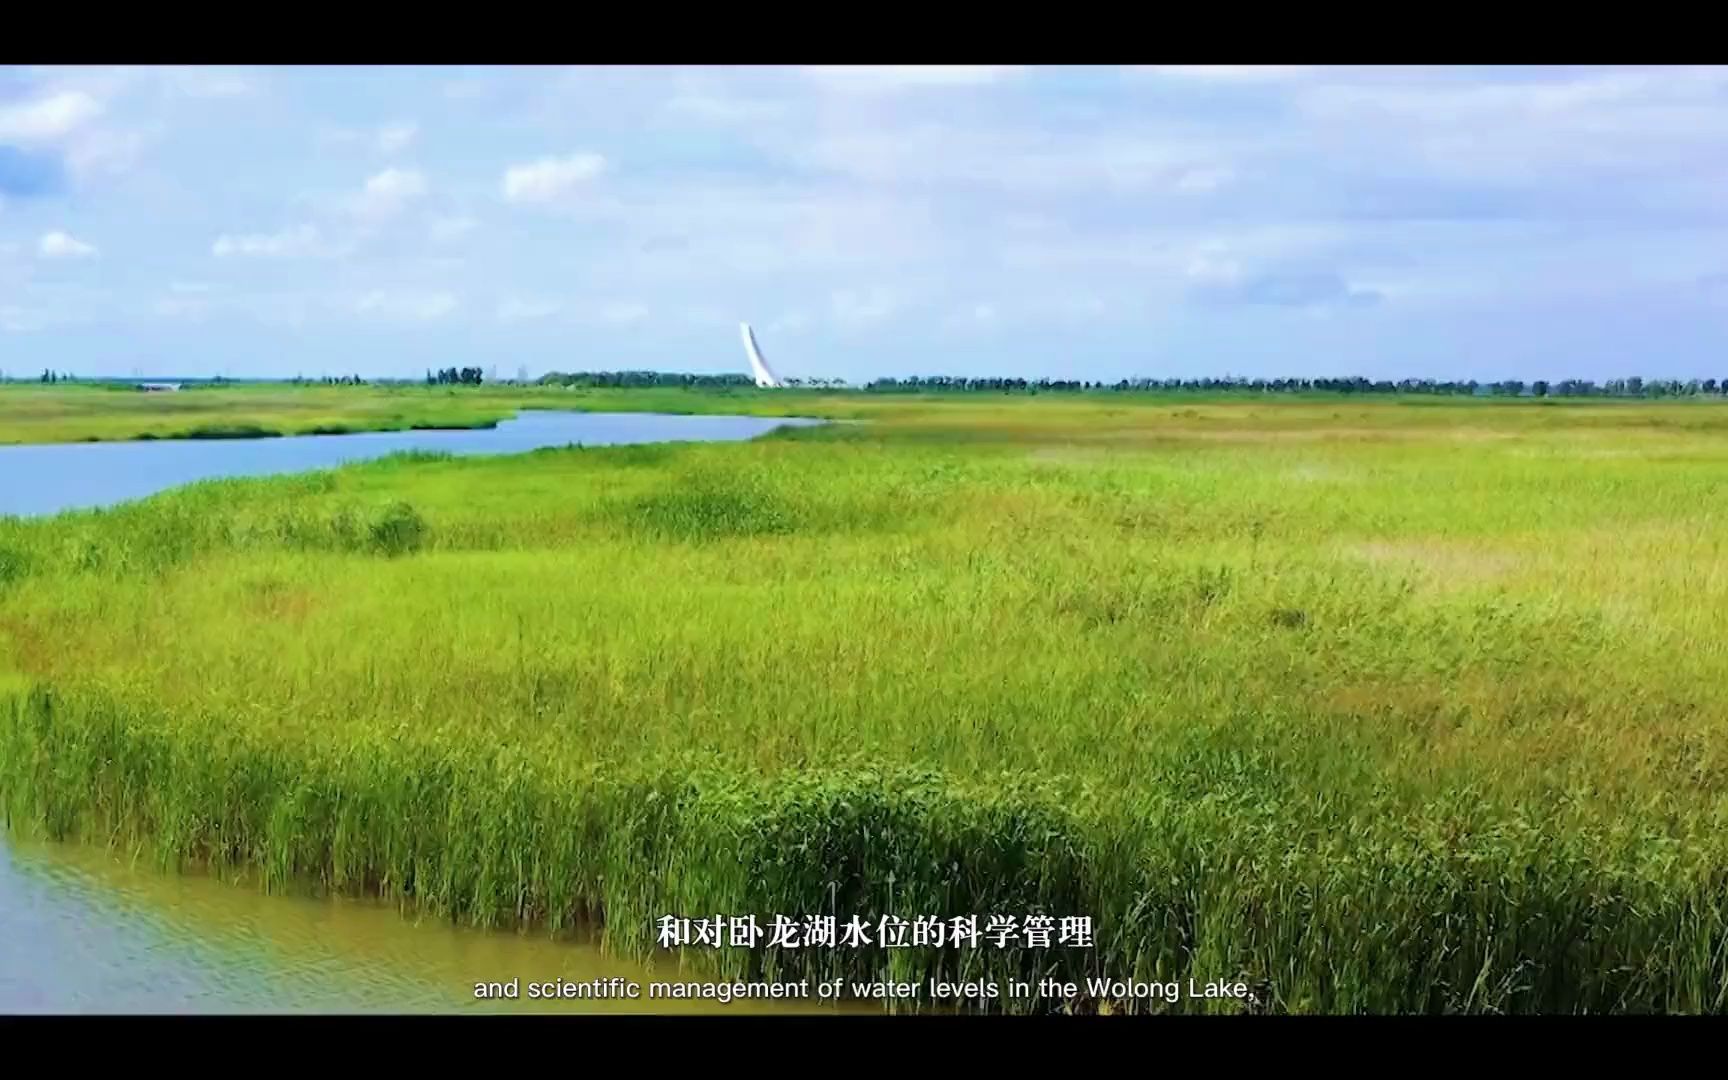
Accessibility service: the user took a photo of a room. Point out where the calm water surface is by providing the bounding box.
[0,409,822,517]
[0,838,823,1014]
[0,410,829,1012]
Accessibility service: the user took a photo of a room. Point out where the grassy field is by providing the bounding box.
[0,382,861,444]
[4,389,1728,1012]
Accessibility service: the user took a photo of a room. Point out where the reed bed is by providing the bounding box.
[4,395,1728,1012]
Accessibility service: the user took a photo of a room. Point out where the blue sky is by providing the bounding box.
[3,64,1727,383]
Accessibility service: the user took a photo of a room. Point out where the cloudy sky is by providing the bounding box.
[3,65,1727,383]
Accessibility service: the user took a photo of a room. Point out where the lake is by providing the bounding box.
[0,409,823,518]
[0,410,829,1012]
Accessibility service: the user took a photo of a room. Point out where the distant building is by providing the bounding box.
[137,382,183,393]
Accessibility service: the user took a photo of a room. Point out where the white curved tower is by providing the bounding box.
[740,322,784,388]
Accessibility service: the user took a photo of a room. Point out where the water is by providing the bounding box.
[0,410,831,1012]
[0,838,827,1014]
[0,409,823,517]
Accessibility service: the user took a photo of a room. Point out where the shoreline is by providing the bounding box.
[6,382,1724,447]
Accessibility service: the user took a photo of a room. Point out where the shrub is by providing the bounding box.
[629,470,796,542]
[0,544,30,587]
[366,501,428,556]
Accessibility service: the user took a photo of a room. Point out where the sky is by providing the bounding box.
[3,64,1727,384]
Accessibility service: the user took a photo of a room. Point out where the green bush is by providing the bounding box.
[0,544,30,586]
[366,501,428,556]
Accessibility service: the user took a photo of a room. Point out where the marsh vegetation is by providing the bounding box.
[4,390,1728,1012]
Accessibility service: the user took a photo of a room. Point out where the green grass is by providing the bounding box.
[5,392,1728,1012]
[0,382,849,445]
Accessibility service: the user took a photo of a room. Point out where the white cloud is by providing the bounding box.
[313,122,417,159]
[12,65,1728,381]
[365,167,427,200]
[63,127,151,181]
[0,79,158,184]
[355,167,428,218]
[502,153,606,204]
[376,122,418,155]
[229,163,443,252]
[354,290,458,321]
[1289,67,1728,184]
[0,91,103,142]
[212,224,329,258]
[38,230,98,259]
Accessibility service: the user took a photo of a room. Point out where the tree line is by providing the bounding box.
[540,370,752,388]
[536,370,852,389]
[509,371,1728,397]
[426,367,485,386]
[6,369,1726,398]
[861,375,1728,398]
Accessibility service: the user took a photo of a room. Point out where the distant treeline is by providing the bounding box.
[522,371,1728,397]
[7,373,336,387]
[7,370,1728,398]
[861,376,1728,398]
[536,371,851,389]
[427,367,485,386]
[540,371,753,388]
